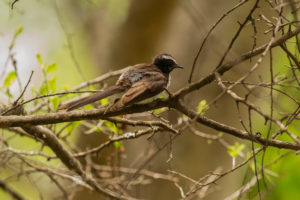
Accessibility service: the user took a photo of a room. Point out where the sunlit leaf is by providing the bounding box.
[47,63,57,73]
[159,92,168,98]
[100,98,109,106]
[113,141,123,149]
[40,83,48,95]
[66,121,81,133]
[5,88,13,98]
[48,77,56,93]
[83,104,94,110]
[197,100,209,115]
[3,71,17,87]
[154,108,163,114]
[10,25,23,48]
[105,121,119,134]
[227,142,245,157]
[36,53,43,65]
[13,25,23,39]
[95,125,102,132]
[51,96,59,110]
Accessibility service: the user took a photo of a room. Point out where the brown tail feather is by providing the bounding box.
[58,86,124,111]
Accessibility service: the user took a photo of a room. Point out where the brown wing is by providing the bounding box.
[110,72,168,110]
[115,64,161,88]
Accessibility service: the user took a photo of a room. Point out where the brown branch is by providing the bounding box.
[0,180,25,200]
[11,0,19,9]
[174,100,300,150]
[0,91,300,152]
[73,127,162,158]
[0,99,170,127]
[188,0,250,82]
[20,124,136,200]
[93,164,178,183]
[280,44,300,70]
[214,0,260,70]
[174,26,300,98]
[14,70,34,105]
[106,117,179,134]
[184,148,263,198]
[21,125,84,174]
[1,90,103,116]
[214,72,300,143]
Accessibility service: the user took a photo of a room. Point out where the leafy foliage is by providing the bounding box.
[227,142,245,157]
[197,99,209,115]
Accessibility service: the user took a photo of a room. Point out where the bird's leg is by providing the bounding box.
[163,88,173,98]
[163,88,173,111]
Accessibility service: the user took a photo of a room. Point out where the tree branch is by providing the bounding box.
[174,26,300,98]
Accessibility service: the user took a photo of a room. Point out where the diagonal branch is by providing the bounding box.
[174,100,300,150]
[174,26,300,98]
[21,124,137,200]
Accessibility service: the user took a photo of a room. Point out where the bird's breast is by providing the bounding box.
[167,74,171,88]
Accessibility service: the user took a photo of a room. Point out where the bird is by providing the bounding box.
[58,54,183,112]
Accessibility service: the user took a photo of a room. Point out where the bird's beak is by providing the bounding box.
[175,64,184,69]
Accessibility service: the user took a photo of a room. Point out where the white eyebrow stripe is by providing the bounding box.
[161,55,176,62]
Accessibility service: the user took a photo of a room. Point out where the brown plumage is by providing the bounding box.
[58,54,183,112]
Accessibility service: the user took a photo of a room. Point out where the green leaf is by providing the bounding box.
[48,77,56,93]
[47,63,57,73]
[227,142,245,157]
[95,125,102,132]
[83,104,94,110]
[66,121,81,133]
[36,53,43,65]
[105,121,119,134]
[100,98,109,106]
[197,100,209,115]
[10,25,23,48]
[154,108,163,114]
[51,96,59,110]
[39,83,48,95]
[13,25,23,39]
[113,141,123,149]
[159,92,168,98]
[5,88,13,98]
[3,71,17,87]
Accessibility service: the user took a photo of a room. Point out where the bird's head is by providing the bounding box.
[153,54,183,73]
